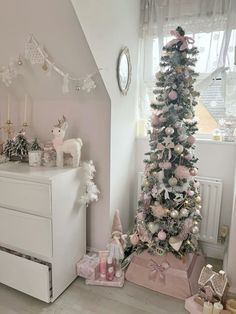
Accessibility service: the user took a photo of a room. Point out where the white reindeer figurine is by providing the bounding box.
[52,116,83,168]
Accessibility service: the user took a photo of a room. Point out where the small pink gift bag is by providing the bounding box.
[125,251,205,300]
[76,254,100,280]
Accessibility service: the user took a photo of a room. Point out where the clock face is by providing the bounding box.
[117,47,131,95]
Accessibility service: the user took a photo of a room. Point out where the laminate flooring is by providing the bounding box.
[0,258,222,314]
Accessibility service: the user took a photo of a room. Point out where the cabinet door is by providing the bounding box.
[0,250,51,303]
[0,177,51,217]
[0,207,52,258]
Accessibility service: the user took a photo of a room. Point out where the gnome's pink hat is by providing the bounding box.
[112,209,123,235]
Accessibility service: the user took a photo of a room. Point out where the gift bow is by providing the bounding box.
[166,30,194,51]
[148,259,170,282]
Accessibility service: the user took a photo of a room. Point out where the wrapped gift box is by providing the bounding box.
[125,251,205,300]
[185,295,203,314]
[86,272,124,287]
[76,254,100,280]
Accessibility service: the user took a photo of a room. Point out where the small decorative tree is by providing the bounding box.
[3,139,15,159]
[11,130,29,161]
[29,138,42,151]
[127,26,202,259]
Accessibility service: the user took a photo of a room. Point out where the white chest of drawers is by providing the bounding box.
[0,162,86,302]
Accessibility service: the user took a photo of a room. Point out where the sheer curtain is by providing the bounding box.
[137,0,236,127]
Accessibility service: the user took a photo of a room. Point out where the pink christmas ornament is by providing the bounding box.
[159,161,172,169]
[158,230,167,240]
[188,190,194,197]
[194,181,200,188]
[175,165,190,179]
[168,90,178,100]
[151,113,159,127]
[151,203,165,218]
[187,135,196,145]
[184,152,193,160]
[130,233,139,245]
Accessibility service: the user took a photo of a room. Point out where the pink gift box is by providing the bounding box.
[76,254,100,280]
[125,251,205,300]
[185,295,203,314]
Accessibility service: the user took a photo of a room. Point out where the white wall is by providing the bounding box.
[72,0,140,233]
[135,138,236,232]
[0,0,111,250]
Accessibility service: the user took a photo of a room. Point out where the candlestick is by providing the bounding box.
[7,94,10,121]
[213,302,223,314]
[203,301,213,314]
[24,94,28,122]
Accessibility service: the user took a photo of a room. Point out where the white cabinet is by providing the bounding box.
[0,163,86,303]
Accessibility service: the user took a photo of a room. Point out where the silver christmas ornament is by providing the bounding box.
[175,121,181,128]
[174,144,184,154]
[184,112,193,119]
[195,209,201,215]
[170,210,179,218]
[180,208,189,217]
[197,204,202,209]
[168,177,178,186]
[165,127,174,136]
[148,222,159,234]
[191,225,199,234]
[189,168,198,176]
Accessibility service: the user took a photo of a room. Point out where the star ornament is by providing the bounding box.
[162,136,175,148]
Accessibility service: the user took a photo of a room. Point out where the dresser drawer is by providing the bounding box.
[0,249,51,303]
[0,207,52,258]
[0,177,51,217]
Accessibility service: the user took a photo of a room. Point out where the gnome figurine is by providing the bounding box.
[107,209,127,261]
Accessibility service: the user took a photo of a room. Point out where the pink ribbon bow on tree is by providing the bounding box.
[166,30,194,51]
[148,259,170,282]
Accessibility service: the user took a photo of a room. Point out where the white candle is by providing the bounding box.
[7,94,10,121]
[213,302,223,314]
[24,94,28,122]
[203,301,213,314]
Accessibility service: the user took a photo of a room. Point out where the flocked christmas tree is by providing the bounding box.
[127,27,202,259]
[11,130,29,161]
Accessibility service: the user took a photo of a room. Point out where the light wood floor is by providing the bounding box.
[0,277,187,314]
[0,258,221,314]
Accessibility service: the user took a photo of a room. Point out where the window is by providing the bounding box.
[151,30,236,136]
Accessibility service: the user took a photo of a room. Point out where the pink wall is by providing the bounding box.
[0,0,111,250]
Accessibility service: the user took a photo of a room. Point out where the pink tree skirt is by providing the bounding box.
[125,251,205,300]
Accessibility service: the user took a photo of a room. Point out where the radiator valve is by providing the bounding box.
[218,225,229,243]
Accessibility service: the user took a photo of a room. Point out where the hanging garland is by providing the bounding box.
[0,34,99,93]
[79,160,100,207]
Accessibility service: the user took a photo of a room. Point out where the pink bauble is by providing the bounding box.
[194,181,200,188]
[187,135,196,145]
[188,190,194,197]
[184,153,193,160]
[151,113,159,127]
[175,165,190,179]
[159,161,172,169]
[168,90,178,100]
[152,203,165,218]
[179,134,187,142]
[158,230,167,241]
[130,233,139,245]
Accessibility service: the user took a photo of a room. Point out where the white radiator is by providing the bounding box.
[136,173,223,244]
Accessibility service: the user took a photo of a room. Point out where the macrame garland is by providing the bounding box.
[0,34,98,93]
[79,160,100,207]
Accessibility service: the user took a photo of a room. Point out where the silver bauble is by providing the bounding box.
[170,210,179,218]
[180,208,189,217]
[174,144,184,154]
[191,226,200,234]
[184,112,193,119]
[197,204,202,209]
[195,209,201,215]
[168,177,178,186]
[165,127,174,136]
[148,222,159,234]
[193,221,199,226]
[189,168,198,176]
